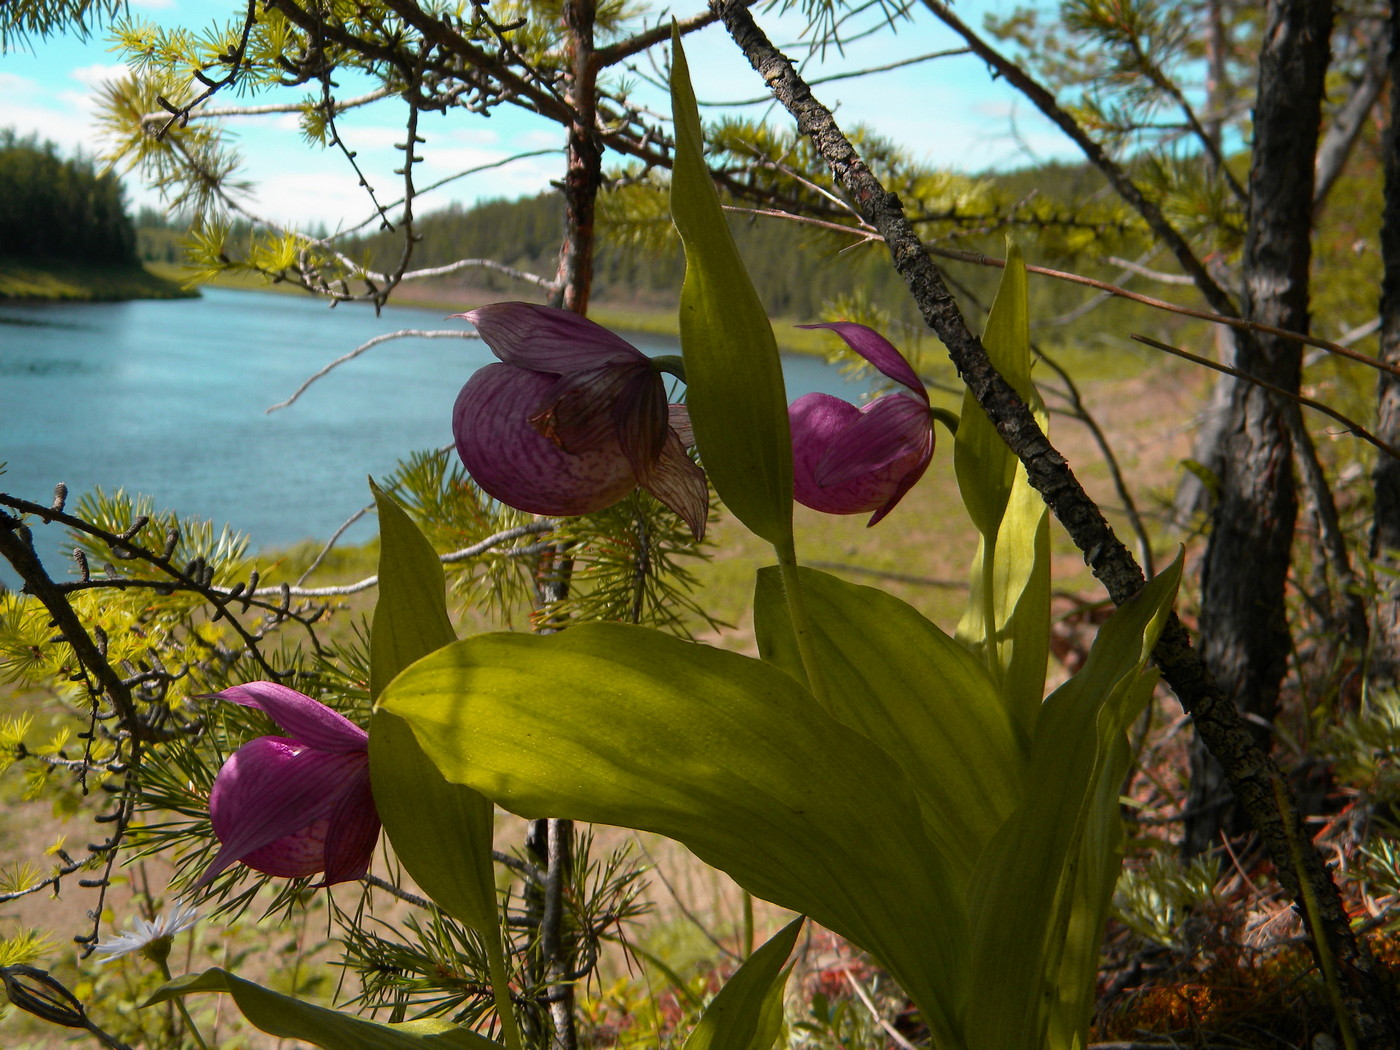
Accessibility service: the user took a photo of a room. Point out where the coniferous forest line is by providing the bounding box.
[14,124,1381,367]
[0,130,193,300]
[0,129,137,264]
[135,158,1200,359]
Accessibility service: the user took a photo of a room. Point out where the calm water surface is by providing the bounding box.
[0,287,869,579]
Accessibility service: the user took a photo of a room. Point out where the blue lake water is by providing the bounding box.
[0,286,870,581]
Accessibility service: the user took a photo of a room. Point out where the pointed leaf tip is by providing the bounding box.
[670,29,793,550]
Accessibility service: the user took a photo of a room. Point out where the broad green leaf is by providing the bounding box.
[670,30,794,552]
[754,565,1025,884]
[380,623,968,1047]
[148,969,499,1049]
[1047,669,1158,1050]
[368,484,497,934]
[966,554,1181,1050]
[368,481,457,699]
[953,243,1049,732]
[682,918,803,1050]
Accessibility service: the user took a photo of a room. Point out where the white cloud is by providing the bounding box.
[519,128,563,150]
[0,71,40,94]
[0,89,92,153]
[238,170,385,228]
[70,63,129,89]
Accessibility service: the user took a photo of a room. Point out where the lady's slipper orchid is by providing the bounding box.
[789,322,933,525]
[197,682,379,888]
[452,302,707,539]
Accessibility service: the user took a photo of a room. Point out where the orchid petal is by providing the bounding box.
[531,363,667,475]
[798,322,928,401]
[790,392,933,520]
[201,738,369,886]
[213,682,366,753]
[459,302,645,373]
[637,430,709,541]
[530,367,633,453]
[318,768,380,885]
[454,363,636,516]
[668,404,695,448]
[813,394,933,486]
[612,367,670,476]
[240,818,331,879]
[866,448,933,526]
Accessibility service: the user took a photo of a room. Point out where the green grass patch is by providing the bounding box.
[0,258,196,301]
[145,261,320,298]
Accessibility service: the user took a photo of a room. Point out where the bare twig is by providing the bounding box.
[293,503,374,587]
[1130,334,1400,461]
[928,244,1400,381]
[716,206,1400,380]
[267,329,476,413]
[839,962,919,1050]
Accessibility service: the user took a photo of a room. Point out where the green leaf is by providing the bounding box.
[368,483,497,934]
[1046,669,1157,1050]
[379,622,967,1046]
[682,918,803,1050]
[147,969,499,1050]
[966,553,1181,1050]
[670,29,794,552]
[368,480,457,700]
[954,241,1037,535]
[754,565,1025,886]
[953,242,1050,733]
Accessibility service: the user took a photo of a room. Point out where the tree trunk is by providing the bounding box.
[1370,1,1400,692]
[1184,0,1333,857]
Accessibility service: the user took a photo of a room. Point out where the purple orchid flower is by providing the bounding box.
[789,322,934,526]
[452,302,708,539]
[197,682,379,888]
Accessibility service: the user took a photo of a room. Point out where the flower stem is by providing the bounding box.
[484,926,525,1050]
[155,957,209,1050]
[775,538,830,710]
[741,890,755,958]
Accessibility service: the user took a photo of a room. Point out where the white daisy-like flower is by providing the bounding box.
[92,903,200,964]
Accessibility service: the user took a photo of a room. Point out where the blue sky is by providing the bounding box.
[0,0,1076,228]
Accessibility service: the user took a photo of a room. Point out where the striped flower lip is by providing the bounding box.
[452,302,707,540]
[197,682,379,889]
[789,322,934,526]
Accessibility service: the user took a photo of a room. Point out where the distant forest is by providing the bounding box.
[323,160,1180,344]
[133,147,1382,357]
[0,130,138,264]
[336,189,976,330]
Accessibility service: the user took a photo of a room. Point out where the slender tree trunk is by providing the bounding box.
[1184,0,1333,857]
[552,0,600,315]
[1370,1,1400,692]
[530,4,600,1047]
[1204,0,1228,159]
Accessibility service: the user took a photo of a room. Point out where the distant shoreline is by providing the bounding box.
[141,262,836,357]
[0,258,197,302]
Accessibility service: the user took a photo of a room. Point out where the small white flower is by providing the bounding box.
[93,903,200,963]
